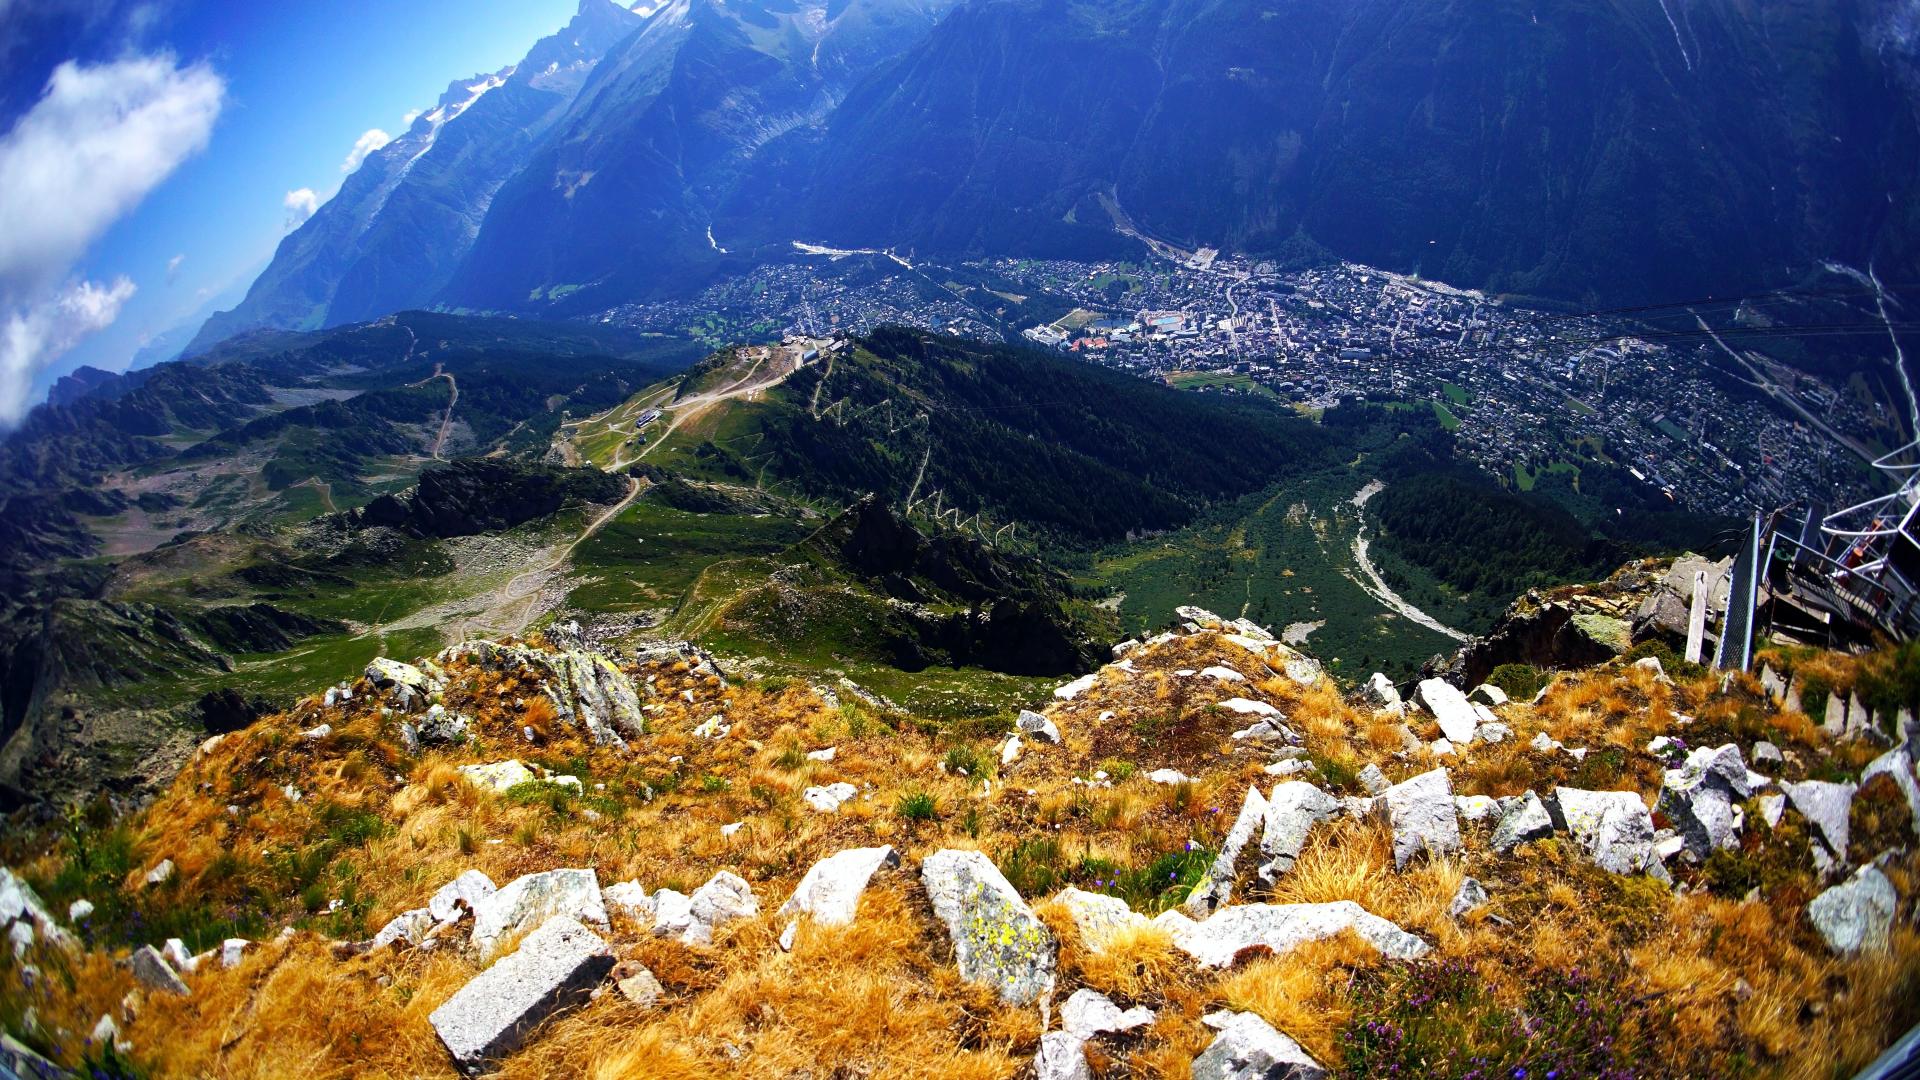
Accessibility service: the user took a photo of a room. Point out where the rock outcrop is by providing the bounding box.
[921,849,1057,1004]
[429,915,615,1069]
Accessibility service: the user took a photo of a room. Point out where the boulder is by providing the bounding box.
[1218,698,1284,719]
[683,871,759,946]
[470,868,608,960]
[1448,877,1489,918]
[219,938,250,968]
[1357,764,1390,796]
[780,847,898,927]
[365,658,431,705]
[1453,795,1498,822]
[650,889,694,939]
[416,705,470,745]
[1468,684,1509,707]
[1017,710,1063,745]
[1552,789,1660,875]
[1491,791,1555,851]
[1807,865,1897,955]
[1377,768,1460,869]
[1360,673,1405,714]
[458,760,540,793]
[429,870,499,925]
[802,783,858,813]
[1414,680,1479,745]
[601,880,655,921]
[1258,782,1341,881]
[130,945,189,995]
[1186,787,1269,915]
[0,869,69,949]
[1054,674,1098,701]
[429,915,615,1069]
[372,908,436,949]
[1191,1012,1328,1080]
[920,849,1057,1004]
[1035,1031,1094,1080]
[1172,901,1428,968]
[1781,780,1856,861]
[1752,740,1784,766]
[1656,744,1754,860]
[1061,988,1154,1038]
[1149,768,1199,786]
[1055,887,1150,952]
[612,960,663,1008]
[1862,748,1920,837]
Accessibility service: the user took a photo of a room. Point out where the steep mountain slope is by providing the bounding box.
[634,327,1342,546]
[185,0,647,350]
[796,0,1920,302]
[442,0,961,313]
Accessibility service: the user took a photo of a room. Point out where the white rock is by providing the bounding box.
[429,869,499,925]
[470,868,609,960]
[1757,793,1786,828]
[803,783,858,813]
[428,915,614,1069]
[300,723,332,740]
[650,889,694,939]
[1469,684,1509,707]
[1657,743,1754,860]
[1415,680,1479,745]
[1149,768,1198,786]
[1752,741,1783,765]
[1361,673,1404,713]
[1054,674,1098,701]
[601,880,655,921]
[1491,791,1555,851]
[1192,1012,1328,1080]
[1017,710,1063,745]
[920,850,1057,1004]
[1530,731,1558,753]
[1060,988,1153,1038]
[1217,697,1282,718]
[1202,666,1247,683]
[1782,779,1856,861]
[1454,795,1498,822]
[1258,782,1340,880]
[1172,901,1428,968]
[129,946,188,995]
[1186,787,1268,915]
[1035,1031,1093,1080]
[67,898,93,924]
[458,760,540,793]
[806,747,837,762]
[679,871,758,946]
[1357,763,1390,795]
[1429,738,1455,757]
[1377,768,1460,869]
[1808,865,1897,955]
[1862,748,1920,838]
[1448,877,1489,917]
[219,938,250,968]
[372,908,435,949]
[780,847,898,927]
[691,715,730,739]
[1055,887,1149,953]
[143,859,175,887]
[1553,788,1660,875]
[1001,734,1023,766]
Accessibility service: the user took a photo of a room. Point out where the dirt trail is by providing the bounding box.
[1346,480,1469,643]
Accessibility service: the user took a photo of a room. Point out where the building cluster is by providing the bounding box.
[592,249,1885,517]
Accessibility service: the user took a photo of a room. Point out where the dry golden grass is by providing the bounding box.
[2,631,1916,1079]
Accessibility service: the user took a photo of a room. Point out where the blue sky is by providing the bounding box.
[0,0,588,421]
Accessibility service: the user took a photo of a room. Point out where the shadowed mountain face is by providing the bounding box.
[195,0,1918,336]
[795,0,1920,303]
[184,0,649,353]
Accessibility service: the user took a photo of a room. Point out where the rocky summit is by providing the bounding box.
[0,597,1912,1078]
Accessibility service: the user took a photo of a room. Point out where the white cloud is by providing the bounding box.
[0,54,223,424]
[341,127,392,173]
[283,187,319,228]
[1,276,135,421]
[166,252,185,283]
[0,55,223,304]
[401,108,423,126]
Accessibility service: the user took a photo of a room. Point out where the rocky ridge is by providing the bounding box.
[0,602,1915,1077]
